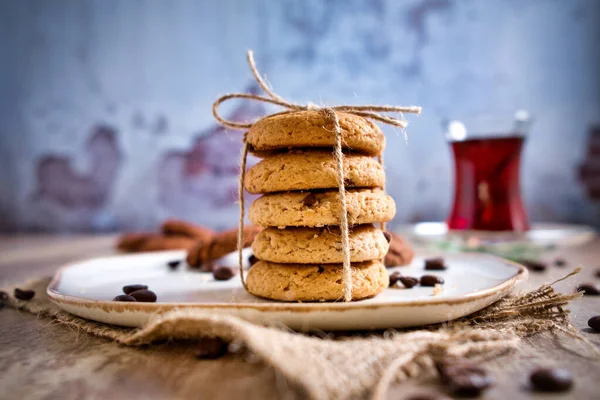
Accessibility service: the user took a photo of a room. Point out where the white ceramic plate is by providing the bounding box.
[47,250,527,331]
[399,222,596,248]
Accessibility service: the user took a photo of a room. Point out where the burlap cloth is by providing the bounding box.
[2,273,593,400]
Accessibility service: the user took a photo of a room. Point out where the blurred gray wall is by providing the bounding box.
[0,0,599,232]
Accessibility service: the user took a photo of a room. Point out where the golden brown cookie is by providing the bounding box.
[252,225,388,264]
[244,150,384,194]
[161,219,215,244]
[383,232,415,267]
[249,189,396,228]
[186,225,262,269]
[246,260,389,301]
[247,110,385,156]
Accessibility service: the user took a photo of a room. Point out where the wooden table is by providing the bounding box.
[1,235,599,399]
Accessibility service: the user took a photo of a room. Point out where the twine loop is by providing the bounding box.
[213,50,421,302]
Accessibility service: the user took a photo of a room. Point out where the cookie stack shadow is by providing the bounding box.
[244,110,397,302]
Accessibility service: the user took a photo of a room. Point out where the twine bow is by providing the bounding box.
[212,50,421,302]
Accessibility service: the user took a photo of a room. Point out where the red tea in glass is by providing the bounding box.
[445,113,531,231]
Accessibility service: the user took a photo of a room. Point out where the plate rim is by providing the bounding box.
[47,251,528,313]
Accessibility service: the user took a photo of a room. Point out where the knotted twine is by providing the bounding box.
[212,50,421,301]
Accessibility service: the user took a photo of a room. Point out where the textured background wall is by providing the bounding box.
[1,0,599,232]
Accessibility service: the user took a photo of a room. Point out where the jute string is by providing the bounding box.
[213,50,421,301]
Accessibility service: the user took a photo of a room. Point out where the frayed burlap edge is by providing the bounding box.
[2,271,595,400]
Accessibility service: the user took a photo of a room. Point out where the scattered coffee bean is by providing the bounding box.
[438,361,493,397]
[554,258,566,267]
[420,275,444,286]
[123,284,148,295]
[399,276,419,289]
[302,193,317,207]
[576,283,600,296]
[167,260,181,270]
[113,294,137,302]
[521,259,547,272]
[530,367,573,392]
[213,265,236,281]
[588,316,600,332]
[389,271,402,286]
[595,268,600,279]
[14,288,35,301]
[194,337,228,360]
[248,254,259,266]
[383,232,392,243]
[129,289,157,302]
[424,257,447,271]
[406,394,451,400]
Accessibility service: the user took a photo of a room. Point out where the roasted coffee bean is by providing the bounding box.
[424,257,447,271]
[389,271,402,286]
[521,260,547,272]
[14,288,35,301]
[113,295,137,302]
[194,337,228,360]
[530,367,573,392]
[438,362,493,397]
[302,193,317,207]
[595,268,600,279]
[383,232,392,243]
[167,260,181,270]
[420,275,444,286]
[213,265,236,281]
[123,284,148,295]
[588,316,600,332]
[248,254,259,266]
[577,283,600,295]
[399,276,419,289]
[554,258,566,267]
[129,289,157,302]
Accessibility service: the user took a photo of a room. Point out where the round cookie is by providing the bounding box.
[244,150,384,194]
[186,225,262,269]
[253,224,389,264]
[249,188,396,228]
[384,232,415,267]
[246,260,389,301]
[247,110,385,156]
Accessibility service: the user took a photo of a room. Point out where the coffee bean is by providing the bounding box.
[389,271,401,286]
[123,284,148,295]
[438,362,493,397]
[383,232,392,243]
[213,265,236,281]
[530,367,573,392]
[406,394,452,400]
[302,193,317,207]
[595,268,600,279]
[248,254,259,266]
[577,283,600,295]
[167,260,181,270]
[113,294,137,302]
[521,259,547,272]
[194,337,228,360]
[0,291,8,303]
[588,316,600,332]
[554,258,566,267]
[420,275,444,286]
[425,257,447,271]
[14,288,35,301]
[129,289,157,302]
[399,276,419,289]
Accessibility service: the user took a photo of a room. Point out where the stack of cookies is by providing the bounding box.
[244,110,396,302]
